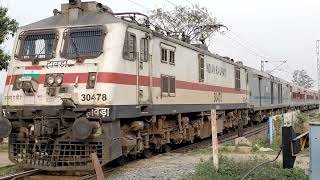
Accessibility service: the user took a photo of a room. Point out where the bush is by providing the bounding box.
[294,112,309,133]
[188,157,308,180]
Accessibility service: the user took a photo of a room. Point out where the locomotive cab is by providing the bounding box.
[0,1,138,171]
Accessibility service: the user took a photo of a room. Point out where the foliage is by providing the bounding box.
[0,143,7,152]
[271,115,282,150]
[292,69,314,89]
[149,4,225,44]
[294,112,310,133]
[251,136,269,152]
[0,165,22,177]
[188,157,308,180]
[0,6,18,71]
[250,116,282,151]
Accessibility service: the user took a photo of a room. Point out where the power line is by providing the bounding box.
[223,34,268,60]
[183,0,285,64]
[227,30,283,61]
[127,0,284,69]
[126,0,152,12]
[182,0,273,60]
[164,0,178,7]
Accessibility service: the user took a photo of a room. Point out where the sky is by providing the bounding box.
[1,0,320,93]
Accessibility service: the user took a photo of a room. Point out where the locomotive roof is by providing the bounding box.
[19,2,247,69]
[20,12,122,30]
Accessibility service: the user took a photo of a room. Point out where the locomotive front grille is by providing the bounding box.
[9,134,104,171]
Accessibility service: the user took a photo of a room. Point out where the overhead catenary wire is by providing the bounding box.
[227,30,282,61]
[223,34,269,60]
[126,0,289,78]
[126,0,284,66]
[181,0,278,60]
[184,0,288,66]
[126,0,153,12]
[164,0,178,7]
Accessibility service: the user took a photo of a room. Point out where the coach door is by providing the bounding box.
[137,35,152,104]
[258,77,262,107]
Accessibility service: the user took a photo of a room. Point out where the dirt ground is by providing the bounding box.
[108,152,209,180]
[0,151,12,167]
[107,147,310,180]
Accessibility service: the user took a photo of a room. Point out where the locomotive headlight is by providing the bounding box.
[14,77,23,90]
[47,75,55,85]
[55,75,63,85]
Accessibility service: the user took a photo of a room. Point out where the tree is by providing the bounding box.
[292,69,314,89]
[0,6,18,71]
[149,4,225,44]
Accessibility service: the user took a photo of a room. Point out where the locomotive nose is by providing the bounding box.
[0,117,12,139]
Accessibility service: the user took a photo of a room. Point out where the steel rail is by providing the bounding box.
[0,169,42,180]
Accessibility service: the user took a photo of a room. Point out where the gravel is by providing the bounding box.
[107,153,210,180]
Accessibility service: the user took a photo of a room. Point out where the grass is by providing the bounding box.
[0,144,8,152]
[188,156,308,180]
[0,165,23,177]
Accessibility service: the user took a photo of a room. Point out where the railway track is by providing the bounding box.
[172,122,268,153]
[2,122,268,180]
[0,169,42,180]
[77,122,268,180]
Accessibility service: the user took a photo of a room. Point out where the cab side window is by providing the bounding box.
[140,38,149,62]
[123,32,137,60]
[160,43,176,65]
[235,67,241,89]
[199,55,204,82]
[161,75,176,97]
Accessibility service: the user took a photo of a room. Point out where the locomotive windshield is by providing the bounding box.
[16,30,58,60]
[61,26,105,59]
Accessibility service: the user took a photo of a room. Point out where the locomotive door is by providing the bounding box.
[137,35,152,105]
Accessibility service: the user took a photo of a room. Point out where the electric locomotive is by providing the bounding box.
[0,0,318,172]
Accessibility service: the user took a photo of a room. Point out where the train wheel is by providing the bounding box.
[115,156,127,166]
[143,149,153,158]
[163,144,171,153]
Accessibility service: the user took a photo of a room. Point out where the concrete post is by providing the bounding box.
[268,115,273,145]
[211,109,219,169]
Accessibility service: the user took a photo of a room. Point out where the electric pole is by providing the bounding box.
[316,40,320,112]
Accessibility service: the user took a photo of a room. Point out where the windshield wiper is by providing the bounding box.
[31,45,47,65]
[70,38,80,59]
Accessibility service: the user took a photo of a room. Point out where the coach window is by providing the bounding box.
[123,32,137,61]
[199,55,204,82]
[140,38,149,62]
[161,75,176,97]
[271,82,274,104]
[61,26,105,59]
[235,67,241,89]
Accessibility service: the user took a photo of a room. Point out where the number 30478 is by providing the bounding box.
[81,94,107,101]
